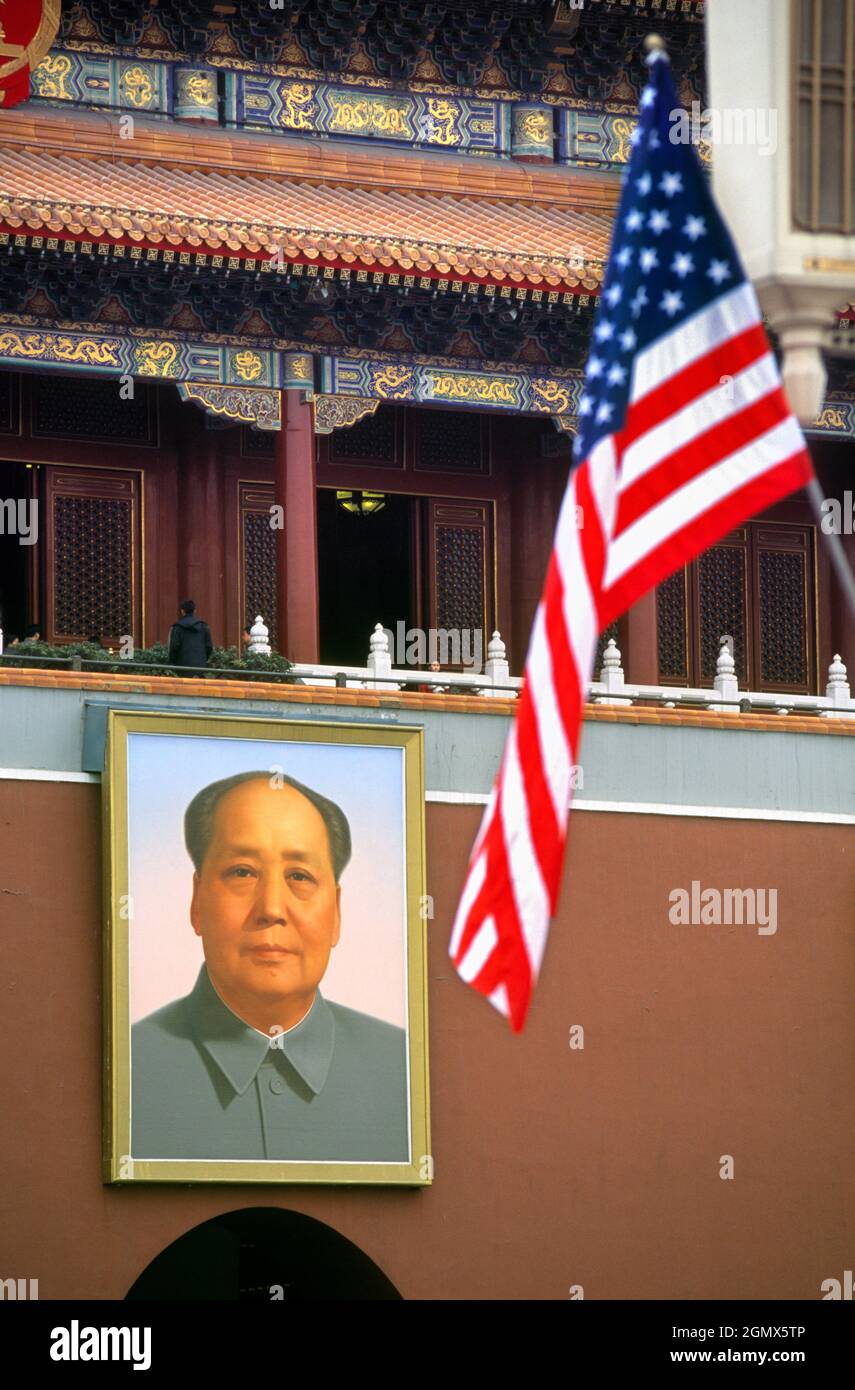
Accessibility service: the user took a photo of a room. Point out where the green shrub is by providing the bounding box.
[130,641,174,671]
[0,639,292,682]
[0,639,117,671]
[209,646,294,681]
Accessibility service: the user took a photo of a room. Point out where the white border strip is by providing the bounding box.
[425,789,855,825]
[0,767,99,784]
[0,770,851,824]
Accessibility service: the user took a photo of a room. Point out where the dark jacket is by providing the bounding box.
[168,614,213,670]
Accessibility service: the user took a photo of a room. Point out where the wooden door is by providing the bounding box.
[44,466,141,647]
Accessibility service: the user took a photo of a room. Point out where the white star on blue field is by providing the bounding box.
[573,54,739,464]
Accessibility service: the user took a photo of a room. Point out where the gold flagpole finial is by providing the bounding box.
[643,33,668,58]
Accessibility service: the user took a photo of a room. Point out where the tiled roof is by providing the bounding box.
[0,146,611,289]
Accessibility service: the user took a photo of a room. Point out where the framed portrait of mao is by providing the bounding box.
[102,710,430,1186]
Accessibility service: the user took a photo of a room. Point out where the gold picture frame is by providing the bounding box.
[103,710,430,1185]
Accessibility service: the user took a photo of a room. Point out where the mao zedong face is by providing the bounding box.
[131,767,410,1165]
[189,779,341,1034]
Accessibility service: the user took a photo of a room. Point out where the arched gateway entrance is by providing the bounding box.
[125,1208,401,1301]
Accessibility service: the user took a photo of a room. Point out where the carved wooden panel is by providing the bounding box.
[329,404,401,466]
[414,409,488,475]
[657,521,817,693]
[32,374,156,444]
[656,566,689,684]
[241,425,275,457]
[695,532,748,684]
[238,481,277,647]
[754,525,813,692]
[0,371,19,434]
[45,467,140,644]
[424,499,493,664]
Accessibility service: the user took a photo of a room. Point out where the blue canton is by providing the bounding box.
[573,52,745,465]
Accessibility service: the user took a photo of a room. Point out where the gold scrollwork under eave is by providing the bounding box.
[531,379,573,413]
[180,383,281,430]
[134,340,178,376]
[426,371,518,406]
[0,329,121,366]
[183,71,216,106]
[611,117,635,164]
[516,110,551,145]
[233,349,264,382]
[814,406,847,431]
[120,64,156,107]
[287,354,312,380]
[313,394,380,434]
[31,52,72,100]
[425,97,461,145]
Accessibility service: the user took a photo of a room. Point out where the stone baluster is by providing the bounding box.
[823,653,852,719]
[367,623,393,690]
[598,637,631,705]
[247,615,271,655]
[710,636,739,712]
[483,630,511,697]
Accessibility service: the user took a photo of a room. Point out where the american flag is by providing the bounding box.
[449,48,814,1032]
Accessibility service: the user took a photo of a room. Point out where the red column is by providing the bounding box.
[178,422,225,645]
[620,589,659,685]
[508,420,569,671]
[275,387,319,662]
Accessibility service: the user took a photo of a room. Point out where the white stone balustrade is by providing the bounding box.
[711,636,739,712]
[595,638,632,706]
[247,615,271,655]
[278,626,855,718]
[482,630,510,698]
[366,622,394,690]
[825,653,852,719]
[6,607,851,716]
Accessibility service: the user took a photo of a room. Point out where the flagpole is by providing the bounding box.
[644,29,855,629]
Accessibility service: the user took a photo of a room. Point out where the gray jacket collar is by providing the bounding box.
[186,965,335,1098]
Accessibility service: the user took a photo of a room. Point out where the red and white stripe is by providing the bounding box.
[599,284,812,626]
[450,281,813,1032]
[449,438,618,1029]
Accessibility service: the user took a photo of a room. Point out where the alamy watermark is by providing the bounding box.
[669,102,778,157]
[383,622,483,672]
[820,492,855,534]
[0,497,38,546]
[821,1269,855,1299]
[0,1276,38,1299]
[50,1321,151,1371]
[668,881,778,936]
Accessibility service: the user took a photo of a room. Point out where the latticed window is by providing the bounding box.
[330,405,399,465]
[238,483,278,648]
[424,499,494,667]
[414,409,487,474]
[656,522,817,694]
[44,467,141,645]
[793,0,855,231]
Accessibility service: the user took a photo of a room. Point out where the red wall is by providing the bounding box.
[0,777,852,1300]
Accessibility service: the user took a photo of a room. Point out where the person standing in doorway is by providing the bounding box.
[168,600,213,674]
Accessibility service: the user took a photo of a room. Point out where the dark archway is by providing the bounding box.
[125,1207,402,1301]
